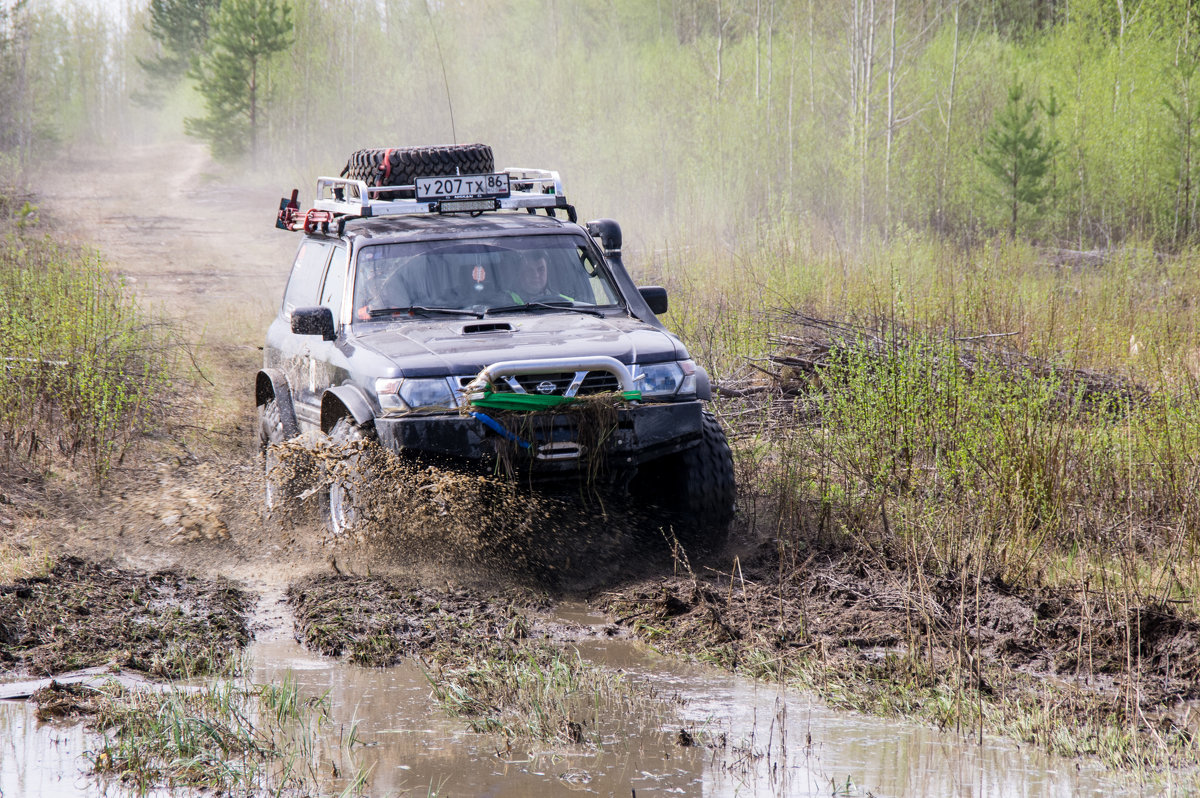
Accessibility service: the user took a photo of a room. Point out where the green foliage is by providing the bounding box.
[14,0,1200,245]
[979,82,1059,236]
[1162,52,1200,243]
[0,3,31,154]
[184,0,292,161]
[0,204,171,483]
[134,0,220,107]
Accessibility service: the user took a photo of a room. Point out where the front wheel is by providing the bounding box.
[259,399,289,511]
[638,410,736,555]
[323,416,373,539]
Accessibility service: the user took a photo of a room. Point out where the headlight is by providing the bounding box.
[376,377,457,413]
[634,362,685,397]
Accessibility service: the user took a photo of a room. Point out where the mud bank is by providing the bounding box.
[0,556,252,678]
[287,573,571,666]
[600,539,1200,770]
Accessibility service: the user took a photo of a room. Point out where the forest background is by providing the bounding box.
[8,0,1200,251]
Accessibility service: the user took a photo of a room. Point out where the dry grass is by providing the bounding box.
[621,229,1200,776]
[0,541,53,583]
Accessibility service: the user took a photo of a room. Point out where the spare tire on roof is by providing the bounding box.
[340,144,494,199]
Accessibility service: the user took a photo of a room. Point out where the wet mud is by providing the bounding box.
[601,539,1200,763]
[0,556,252,678]
[287,573,575,666]
[288,573,642,747]
[2,141,1190,793]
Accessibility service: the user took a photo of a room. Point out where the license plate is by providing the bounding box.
[415,173,510,201]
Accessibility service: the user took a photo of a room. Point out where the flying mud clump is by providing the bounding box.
[263,434,674,586]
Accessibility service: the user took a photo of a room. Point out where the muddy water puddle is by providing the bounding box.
[249,604,1141,797]
[0,603,1153,797]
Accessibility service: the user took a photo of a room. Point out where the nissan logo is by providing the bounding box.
[536,380,557,395]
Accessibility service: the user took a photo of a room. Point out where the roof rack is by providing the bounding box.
[310,167,572,220]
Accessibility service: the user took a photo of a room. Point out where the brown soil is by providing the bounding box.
[0,556,250,678]
[605,543,1200,696]
[288,573,593,667]
[600,539,1200,764]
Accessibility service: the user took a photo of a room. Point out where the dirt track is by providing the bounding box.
[21,141,329,586]
[14,140,683,593]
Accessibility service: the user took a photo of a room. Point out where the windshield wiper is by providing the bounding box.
[369,306,484,319]
[484,302,605,318]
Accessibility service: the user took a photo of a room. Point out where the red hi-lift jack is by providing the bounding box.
[275,189,332,233]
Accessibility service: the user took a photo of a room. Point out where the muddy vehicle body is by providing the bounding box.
[257,145,734,547]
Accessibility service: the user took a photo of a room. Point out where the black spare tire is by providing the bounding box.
[340,144,495,199]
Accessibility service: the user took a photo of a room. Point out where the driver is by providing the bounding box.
[507,253,571,304]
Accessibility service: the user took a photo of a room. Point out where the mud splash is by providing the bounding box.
[266,435,682,589]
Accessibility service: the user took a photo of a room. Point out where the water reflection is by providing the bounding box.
[0,611,1152,798]
[246,604,1141,798]
[0,703,98,798]
[249,631,711,796]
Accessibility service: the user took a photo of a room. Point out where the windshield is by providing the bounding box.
[352,235,621,321]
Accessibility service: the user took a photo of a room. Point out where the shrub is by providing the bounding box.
[0,206,171,483]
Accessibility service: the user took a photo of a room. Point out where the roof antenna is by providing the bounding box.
[424,0,457,144]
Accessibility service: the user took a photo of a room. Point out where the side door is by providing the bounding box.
[309,244,351,407]
[274,238,334,430]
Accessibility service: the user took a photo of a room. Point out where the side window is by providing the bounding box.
[581,248,618,305]
[319,246,348,321]
[282,240,332,312]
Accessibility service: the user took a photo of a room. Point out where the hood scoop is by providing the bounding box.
[461,321,513,335]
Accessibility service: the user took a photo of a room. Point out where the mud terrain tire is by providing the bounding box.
[650,410,735,554]
[259,399,289,510]
[340,144,494,199]
[323,416,374,538]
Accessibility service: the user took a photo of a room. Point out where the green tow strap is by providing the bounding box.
[466,390,641,411]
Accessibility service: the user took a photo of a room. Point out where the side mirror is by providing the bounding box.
[638,286,668,315]
[291,306,336,340]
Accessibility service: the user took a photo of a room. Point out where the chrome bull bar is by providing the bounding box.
[463,356,638,398]
[463,356,638,461]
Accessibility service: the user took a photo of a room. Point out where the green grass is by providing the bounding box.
[654,230,1200,601]
[428,643,626,745]
[624,228,1200,777]
[78,672,367,795]
[0,203,171,483]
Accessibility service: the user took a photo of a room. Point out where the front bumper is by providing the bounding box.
[374,400,704,472]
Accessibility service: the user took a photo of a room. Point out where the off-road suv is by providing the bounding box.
[256,144,734,549]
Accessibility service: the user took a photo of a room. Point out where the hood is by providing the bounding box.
[349,312,684,377]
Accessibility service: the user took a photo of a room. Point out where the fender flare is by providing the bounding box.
[321,385,375,433]
[255,369,300,438]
